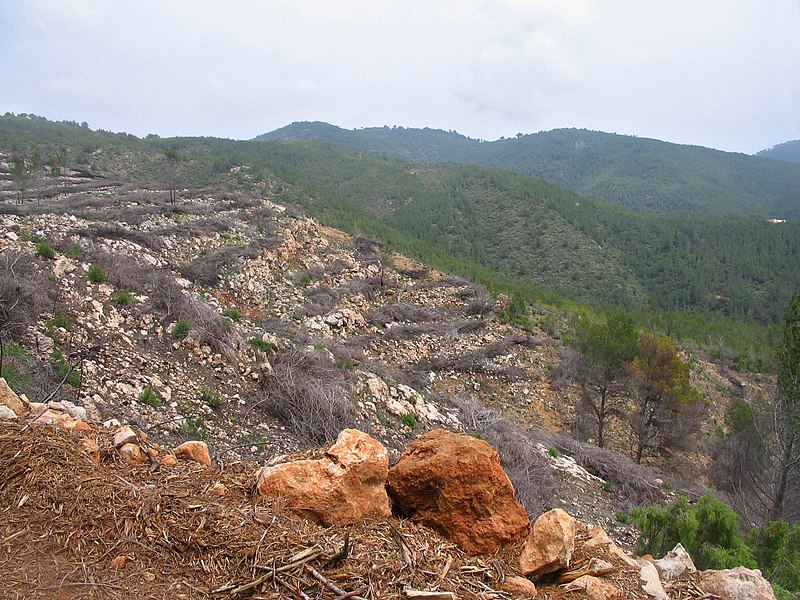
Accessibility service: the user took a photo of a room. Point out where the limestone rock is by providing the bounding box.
[113,425,139,448]
[256,429,390,526]
[35,409,92,432]
[698,566,777,600]
[583,526,639,568]
[387,429,530,555]
[498,575,538,597]
[0,405,17,420]
[653,543,696,583]
[174,441,212,466]
[519,509,576,580]
[0,377,27,416]
[563,575,620,599]
[638,559,668,600]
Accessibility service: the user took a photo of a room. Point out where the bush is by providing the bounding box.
[35,241,55,259]
[631,494,755,570]
[748,521,800,597]
[171,320,192,339]
[222,307,242,322]
[198,385,224,409]
[257,348,358,445]
[179,415,208,440]
[250,337,277,353]
[51,349,81,388]
[112,290,136,306]
[138,386,162,408]
[87,264,106,283]
[400,413,417,429]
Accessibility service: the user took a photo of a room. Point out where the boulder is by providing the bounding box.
[256,429,390,526]
[582,526,639,568]
[387,429,530,555]
[562,575,620,599]
[113,425,139,448]
[119,442,148,465]
[0,405,17,420]
[0,377,27,416]
[35,409,91,432]
[498,575,538,597]
[519,509,576,580]
[80,438,101,464]
[698,567,776,600]
[637,559,668,600]
[653,543,696,582]
[174,441,212,466]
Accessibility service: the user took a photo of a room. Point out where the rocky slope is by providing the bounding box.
[0,168,776,597]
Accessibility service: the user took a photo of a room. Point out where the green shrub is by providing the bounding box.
[250,337,276,353]
[138,386,162,408]
[179,415,208,440]
[222,307,242,322]
[602,481,614,492]
[631,494,755,570]
[616,512,630,524]
[47,312,75,333]
[35,241,55,259]
[171,320,192,339]
[400,413,417,429]
[87,264,106,283]
[198,385,224,409]
[748,521,800,596]
[51,349,81,388]
[548,447,560,458]
[112,290,136,306]
[66,243,83,257]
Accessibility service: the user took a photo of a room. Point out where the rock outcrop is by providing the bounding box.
[256,429,390,526]
[519,508,576,580]
[698,566,777,600]
[386,428,531,555]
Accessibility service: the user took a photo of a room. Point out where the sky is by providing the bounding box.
[2,0,799,154]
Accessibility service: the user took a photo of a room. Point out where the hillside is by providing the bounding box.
[758,139,800,164]
[0,130,794,597]
[258,122,800,218]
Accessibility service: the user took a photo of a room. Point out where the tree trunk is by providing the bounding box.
[770,436,794,520]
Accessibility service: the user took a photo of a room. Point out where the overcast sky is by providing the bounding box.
[2,1,799,153]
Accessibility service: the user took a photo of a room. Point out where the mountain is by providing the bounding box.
[257,122,800,219]
[757,139,800,163]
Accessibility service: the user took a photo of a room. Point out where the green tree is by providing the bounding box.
[572,311,638,448]
[771,291,800,520]
[628,331,704,463]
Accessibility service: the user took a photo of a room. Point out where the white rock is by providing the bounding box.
[654,543,696,582]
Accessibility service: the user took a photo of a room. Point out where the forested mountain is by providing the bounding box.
[258,122,800,218]
[758,139,800,164]
[3,113,796,364]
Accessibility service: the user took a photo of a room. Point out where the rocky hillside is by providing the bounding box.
[0,167,777,598]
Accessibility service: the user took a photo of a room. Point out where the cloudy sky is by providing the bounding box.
[2,0,799,153]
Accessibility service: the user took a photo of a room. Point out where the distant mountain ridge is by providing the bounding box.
[257,122,800,219]
[757,139,800,164]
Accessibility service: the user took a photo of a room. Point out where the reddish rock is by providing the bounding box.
[174,441,212,466]
[563,575,620,599]
[519,509,576,580]
[698,567,776,600]
[499,575,538,597]
[81,437,101,464]
[119,442,148,465]
[256,429,390,526]
[36,409,91,432]
[160,454,178,467]
[210,482,227,496]
[386,429,530,555]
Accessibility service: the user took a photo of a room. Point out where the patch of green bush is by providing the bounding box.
[222,307,242,322]
[198,385,224,409]
[138,386,162,408]
[171,320,192,339]
[250,337,277,353]
[35,241,55,259]
[748,520,800,598]
[112,290,136,306]
[631,494,755,571]
[400,413,417,429]
[51,349,81,388]
[87,264,106,283]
